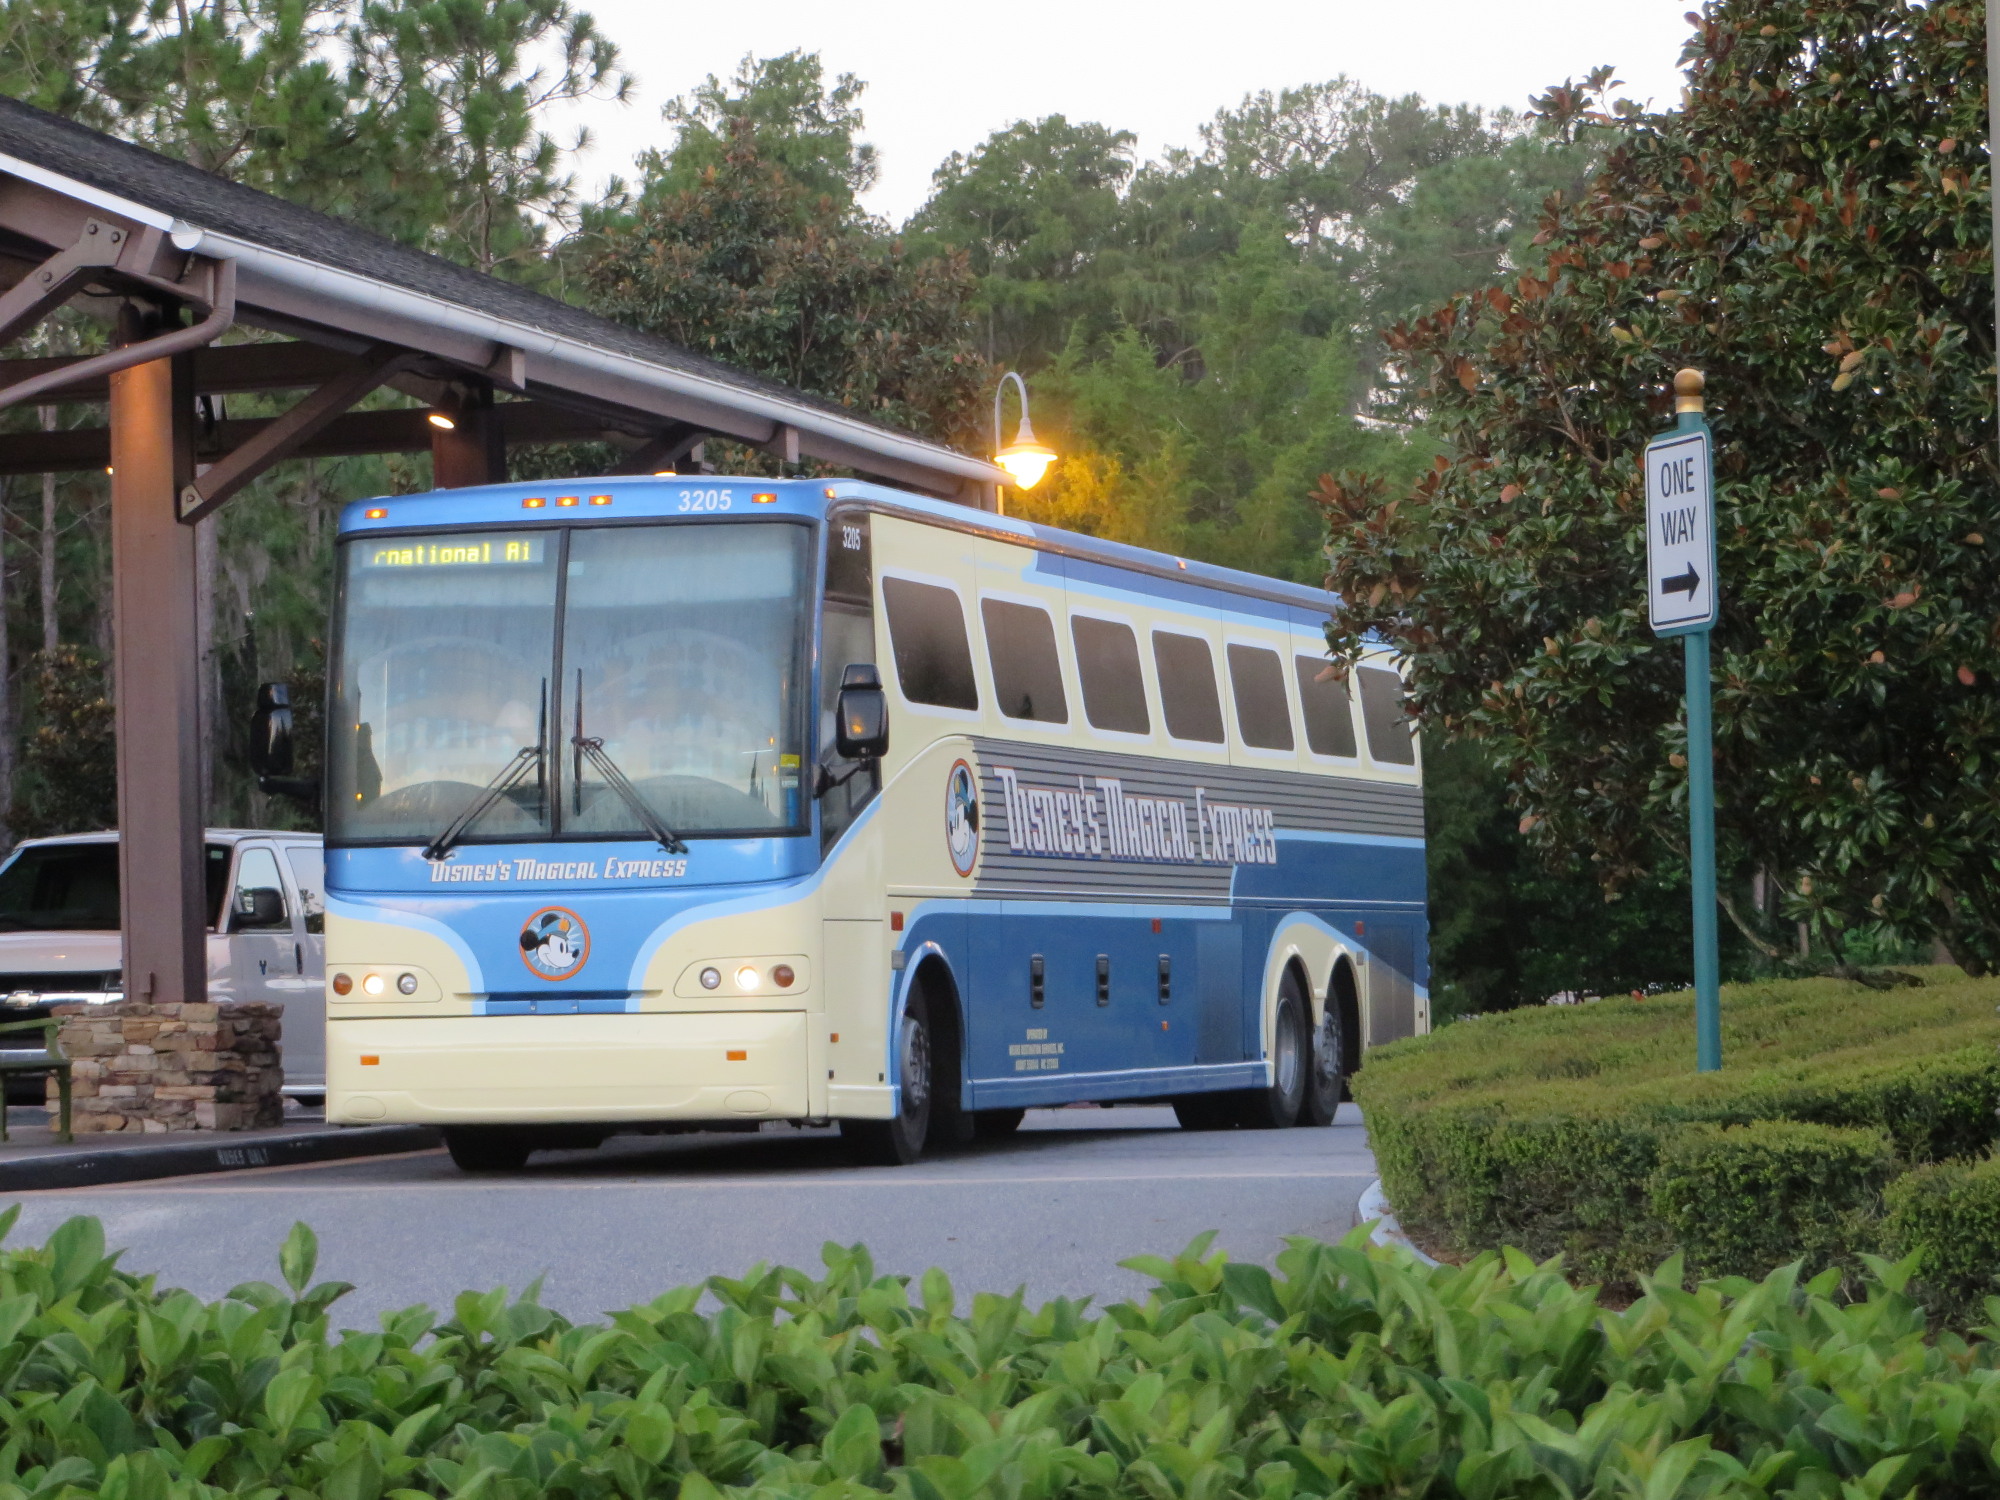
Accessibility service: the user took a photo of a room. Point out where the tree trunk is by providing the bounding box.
[196,511,219,822]
[38,407,56,654]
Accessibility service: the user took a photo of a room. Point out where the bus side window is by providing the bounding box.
[1072,616,1149,734]
[982,599,1067,723]
[1358,665,1417,765]
[1227,643,1295,751]
[1295,655,1358,757]
[882,578,979,710]
[1152,630,1224,743]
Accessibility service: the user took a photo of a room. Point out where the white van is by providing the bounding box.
[0,830,326,1097]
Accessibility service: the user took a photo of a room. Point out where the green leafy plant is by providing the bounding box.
[6,1214,2000,1498]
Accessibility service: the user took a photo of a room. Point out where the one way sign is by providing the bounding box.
[1645,428,1717,634]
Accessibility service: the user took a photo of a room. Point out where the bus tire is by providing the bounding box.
[1301,984,1343,1127]
[1238,979,1308,1129]
[974,1108,1025,1139]
[841,991,932,1165]
[443,1127,531,1172]
[1172,1095,1237,1131]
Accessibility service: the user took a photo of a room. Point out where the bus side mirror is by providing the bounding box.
[250,683,294,777]
[835,664,889,760]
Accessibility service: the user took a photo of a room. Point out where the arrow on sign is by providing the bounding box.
[1660,563,1701,598]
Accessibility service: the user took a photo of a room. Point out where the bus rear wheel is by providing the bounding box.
[841,992,933,1165]
[1301,990,1343,1127]
[443,1127,531,1172]
[1239,980,1308,1129]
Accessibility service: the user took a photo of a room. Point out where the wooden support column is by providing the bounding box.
[107,310,206,1007]
[430,384,505,487]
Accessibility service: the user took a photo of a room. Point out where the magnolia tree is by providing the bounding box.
[1319,0,1998,970]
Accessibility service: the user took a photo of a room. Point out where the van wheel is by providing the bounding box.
[443,1127,531,1172]
[1239,979,1308,1129]
[1301,988,1343,1127]
[842,992,932,1165]
[974,1108,1025,1139]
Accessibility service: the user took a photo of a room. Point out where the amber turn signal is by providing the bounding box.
[331,972,353,995]
[772,964,795,988]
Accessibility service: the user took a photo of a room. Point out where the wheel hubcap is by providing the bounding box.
[900,1013,930,1114]
[1276,1012,1302,1096]
[1313,1014,1338,1094]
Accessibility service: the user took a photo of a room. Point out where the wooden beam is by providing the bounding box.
[609,424,705,475]
[0,399,621,476]
[0,341,390,405]
[176,343,417,523]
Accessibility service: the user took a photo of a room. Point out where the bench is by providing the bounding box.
[0,1018,71,1142]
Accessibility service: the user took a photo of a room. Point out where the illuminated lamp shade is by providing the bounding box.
[996,417,1058,490]
[426,411,456,431]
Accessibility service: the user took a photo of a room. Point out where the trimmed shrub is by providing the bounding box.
[1883,1153,2000,1326]
[17,1214,2000,1499]
[1354,968,2000,1288]
[1650,1120,1896,1281]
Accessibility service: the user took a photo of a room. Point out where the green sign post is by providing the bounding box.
[1644,369,1721,1071]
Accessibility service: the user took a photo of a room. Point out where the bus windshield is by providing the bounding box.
[328,521,811,846]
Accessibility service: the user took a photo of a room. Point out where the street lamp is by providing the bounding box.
[993,371,1057,491]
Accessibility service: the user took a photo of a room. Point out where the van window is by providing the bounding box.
[1071,617,1149,733]
[882,577,978,710]
[982,599,1067,723]
[1295,655,1358,757]
[1358,665,1417,764]
[284,845,326,934]
[0,841,233,931]
[1228,644,1294,751]
[1151,631,1223,743]
[231,847,291,931]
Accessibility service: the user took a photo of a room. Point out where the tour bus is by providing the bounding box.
[302,476,1428,1169]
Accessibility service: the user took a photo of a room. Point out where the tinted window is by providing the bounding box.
[982,599,1067,723]
[285,845,326,934]
[883,577,978,710]
[1358,665,1416,764]
[1152,631,1223,742]
[1228,644,1295,751]
[1295,655,1358,757]
[0,841,231,931]
[1071,617,1149,733]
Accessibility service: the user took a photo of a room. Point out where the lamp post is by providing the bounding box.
[993,371,1057,502]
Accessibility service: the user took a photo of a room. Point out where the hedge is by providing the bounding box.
[6,1212,2000,1500]
[1351,967,2000,1290]
[1883,1152,2000,1327]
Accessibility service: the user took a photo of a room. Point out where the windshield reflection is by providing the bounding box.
[328,522,808,846]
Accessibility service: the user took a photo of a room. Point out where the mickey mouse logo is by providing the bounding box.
[945,759,979,878]
[519,907,589,980]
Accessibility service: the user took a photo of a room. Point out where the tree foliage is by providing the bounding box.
[1318,0,1998,970]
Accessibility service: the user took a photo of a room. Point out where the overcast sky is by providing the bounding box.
[559,0,1698,225]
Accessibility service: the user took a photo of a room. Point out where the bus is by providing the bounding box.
[308,476,1428,1168]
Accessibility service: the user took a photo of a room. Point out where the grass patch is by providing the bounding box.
[1352,967,2000,1296]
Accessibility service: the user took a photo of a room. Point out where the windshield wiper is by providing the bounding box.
[571,671,688,854]
[421,681,547,863]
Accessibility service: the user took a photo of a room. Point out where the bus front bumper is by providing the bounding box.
[325,1011,812,1124]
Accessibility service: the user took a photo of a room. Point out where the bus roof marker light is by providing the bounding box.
[753,492,778,504]
[556,495,579,507]
[589,495,612,505]
[522,497,546,509]
[364,507,387,519]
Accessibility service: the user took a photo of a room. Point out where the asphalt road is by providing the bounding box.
[2,1104,1377,1326]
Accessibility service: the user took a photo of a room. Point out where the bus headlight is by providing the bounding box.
[734,966,759,992]
[700,967,721,990]
[362,973,386,996]
[396,972,419,995]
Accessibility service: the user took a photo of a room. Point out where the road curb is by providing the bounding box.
[0,1124,441,1192]
[1355,1178,1441,1267]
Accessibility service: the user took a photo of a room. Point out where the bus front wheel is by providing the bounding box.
[841,992,933,1165]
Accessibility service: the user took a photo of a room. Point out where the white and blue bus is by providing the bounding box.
[314,477,1428,1167]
